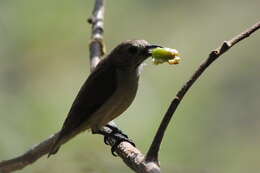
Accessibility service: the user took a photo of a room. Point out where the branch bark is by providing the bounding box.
[145,21,260,164]
[0,0,159,173]
[0,1,259,172]
[87,0,160,172]
[88,0,105,71]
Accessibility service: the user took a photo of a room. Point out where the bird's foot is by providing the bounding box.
[92,124,136,156]
[103,124,128,144]
[105,124,136,156]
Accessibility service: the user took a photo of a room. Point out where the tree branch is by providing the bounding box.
[88,0,105,71]
[0,0,159,173]
[87,0,160,172]
[145,21,260,164]
[0,133,59,173]
[0,1,259,172]
[98,126,160,173]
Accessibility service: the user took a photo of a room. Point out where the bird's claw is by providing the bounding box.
[104,124,136,156]
[109,132,135,156]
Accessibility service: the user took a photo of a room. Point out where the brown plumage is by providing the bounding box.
[48,40,160,156]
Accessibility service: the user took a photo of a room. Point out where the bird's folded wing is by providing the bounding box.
[49,58,117,155]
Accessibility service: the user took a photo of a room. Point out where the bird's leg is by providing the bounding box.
[92,123,136,156]
[104,124,128,142]
[104,124,136,156]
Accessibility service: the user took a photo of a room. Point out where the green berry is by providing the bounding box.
[151,47,181,65]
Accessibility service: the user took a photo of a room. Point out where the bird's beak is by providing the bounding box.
[136,44,163,67]
[144,44,162,56]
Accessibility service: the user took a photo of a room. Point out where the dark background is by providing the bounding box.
[0,0,260,172]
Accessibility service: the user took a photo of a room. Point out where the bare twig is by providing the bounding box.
[0,0,159,173]
[145,21,260,164]
[0,133,58,173]
[87,0,160,172]
[88,0,105,71]
[0,1,259,172]
[99,126,160,173]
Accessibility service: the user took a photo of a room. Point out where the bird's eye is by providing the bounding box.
[128,46,138,55]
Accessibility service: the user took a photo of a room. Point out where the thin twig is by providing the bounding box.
[145,21,260,164]
[87,0,160,172]
[0,2,259,173]
[0,133,59,173]
[88,0,105,71]
[0,0,159,173]
[99,126,160,173]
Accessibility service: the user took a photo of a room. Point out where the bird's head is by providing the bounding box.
[108,40,161,69]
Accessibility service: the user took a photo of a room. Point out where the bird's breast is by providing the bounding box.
[89,68,139,130]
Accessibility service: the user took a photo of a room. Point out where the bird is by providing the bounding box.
[48,40,161,157]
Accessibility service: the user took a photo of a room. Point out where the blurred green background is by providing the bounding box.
[0,0,259,172]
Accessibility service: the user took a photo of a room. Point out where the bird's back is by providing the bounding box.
[48,58,117,156]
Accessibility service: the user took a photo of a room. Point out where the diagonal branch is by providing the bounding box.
[87,0,160,172]
[0,0,159,173]
[0,0,259,172]
[0,133,59,173]
[145,21,260,164]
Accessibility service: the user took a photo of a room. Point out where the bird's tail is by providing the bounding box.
[48,146,60,157]
[48,131,73,157]
[48,128,83,157]
[48,133,63,157]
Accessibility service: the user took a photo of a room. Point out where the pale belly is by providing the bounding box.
[87,69,139,130]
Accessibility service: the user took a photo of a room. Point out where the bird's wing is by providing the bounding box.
[64,59,116,132]
[49,58,117,155]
